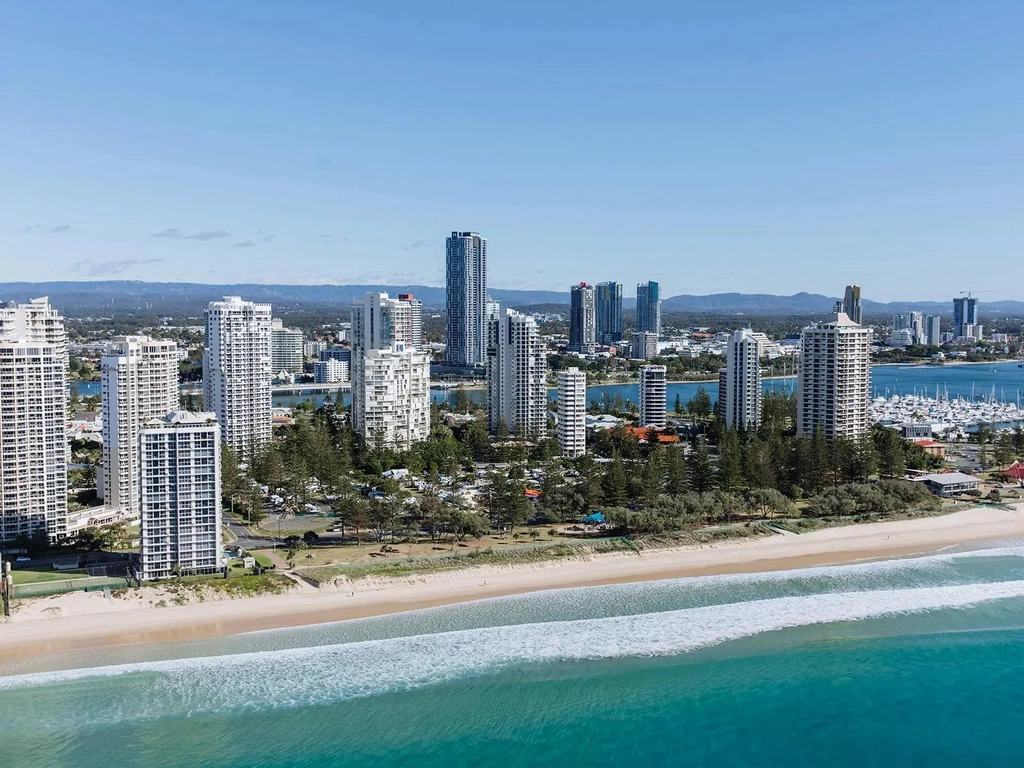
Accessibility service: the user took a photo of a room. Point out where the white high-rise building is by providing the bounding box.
[313,359,349,384]
[351,292,423,352]
[557,367,587,458]
[100,336,179,520]
[925,315,942,346]
[350,293,430,447]
[270,319,304,374]
[139,412,222,580]
[487,308,548,437]
[725,329,761,430]
[797,312,872,440]
[638,365,667,429]
[631,331,658,361]
[202,296,273,457]
[0,298,67,542]
[351,344,431,450]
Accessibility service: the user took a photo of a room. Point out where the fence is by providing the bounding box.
[13,575,133,598]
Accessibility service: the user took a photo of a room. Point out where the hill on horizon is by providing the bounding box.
[1,281,1020,317]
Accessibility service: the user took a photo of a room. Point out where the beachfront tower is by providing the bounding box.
[557,367,587,458]
[725,329,762,430]
[797,312,872,440]
[595,281,623,344]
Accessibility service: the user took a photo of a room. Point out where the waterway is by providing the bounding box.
[70,362,1024,411]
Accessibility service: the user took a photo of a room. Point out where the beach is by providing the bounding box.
[3,505,1024,663]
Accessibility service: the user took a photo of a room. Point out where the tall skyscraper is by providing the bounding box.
[0,298,67,541]
[638,365,667,429]
[351,344,431,450]
[842,285,863,325]
[270,319,304,374]
[557,367,587,458]
[908,311,925,345]
[487,307,548,437]
[202,296,273,457]
[350,293,430,447]
[925,315,942,346]
[446,231,487,366]
[139,411,222,580]
[953,296,980,339]
[569,283,597,353]
[100,336,179,520]
[797,312,872,439]
[725,329,762,430]
[636,281,662,337]
[595,281,623,344]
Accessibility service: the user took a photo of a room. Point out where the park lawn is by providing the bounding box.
[11,569,90,585]
[253,517,335,536]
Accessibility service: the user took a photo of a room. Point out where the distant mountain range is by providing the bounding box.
[1,281,1020,317]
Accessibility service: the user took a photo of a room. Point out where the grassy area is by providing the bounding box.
[252,553,276,568]
[10,569,90,585]
[769,503,966,534]
[152,573,295,602]
[293,526,771,586]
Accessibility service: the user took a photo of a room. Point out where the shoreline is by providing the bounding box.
[2,506,1024,665]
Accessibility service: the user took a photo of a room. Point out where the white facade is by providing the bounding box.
[487,308,548,437]
[0,298,67,541]
[351,344,431,450]
[270,319,304,374]
[557,367,587,457]
[925,315,942,346]
[725,329,761,430]
[139,412,222,580]
[313,358,349,384]
[351,292,424,352]
[631,331,658,361]
[638,365,667,428]
[303,340,327,358]
[797,312,872,440]
[100,336,179,520]
[202,296,272,457]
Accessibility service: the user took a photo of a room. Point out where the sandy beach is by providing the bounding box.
[2,505,1024,663]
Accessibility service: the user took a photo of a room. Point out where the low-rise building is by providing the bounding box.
[921,472,978,497]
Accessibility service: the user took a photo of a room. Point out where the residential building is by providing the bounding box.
[908,311,925,345]
[953,296,979,339]
[100,336,179,520]
[351,292,423,352]
[636,281,662,337]
[716,367,728,420]
[487,308,548,437]
[797,312,872,439]
[889,329,915,348]
[303,340,327,358]
[270,319,304,374]
[320,346,352,363]
[631,331,658,360]
[569,283,597,353]
[596,281,623,344]
[725,329,761,430]
[557,367,587,457]
[0,299,67,541]
[202,296,273,457]
[925,315,942,346]
[446,231,488,366]
[842,285,863,325]
[139,411,222,580]
[486,296,501,327]
[350,343,431,450]
[639,365,667,429]
[313,358,349,384]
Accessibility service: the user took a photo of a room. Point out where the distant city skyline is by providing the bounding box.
[3,3,1024,301]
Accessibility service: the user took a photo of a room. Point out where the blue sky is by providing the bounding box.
[2,1,1023,301]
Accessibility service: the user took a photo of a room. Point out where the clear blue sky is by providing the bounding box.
[2,1,1023,301]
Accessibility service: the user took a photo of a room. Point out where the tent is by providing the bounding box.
[581,512,605,524]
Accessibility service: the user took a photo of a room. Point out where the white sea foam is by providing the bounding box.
[3,580,1024,726]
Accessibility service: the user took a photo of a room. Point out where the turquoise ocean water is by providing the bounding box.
[5,542,1024,766]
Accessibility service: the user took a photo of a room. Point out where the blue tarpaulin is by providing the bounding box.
[581,512,605,524]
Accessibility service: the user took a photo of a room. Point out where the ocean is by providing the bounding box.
[4,542,1024,766]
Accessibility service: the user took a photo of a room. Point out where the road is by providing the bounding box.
[223,512,278,550]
